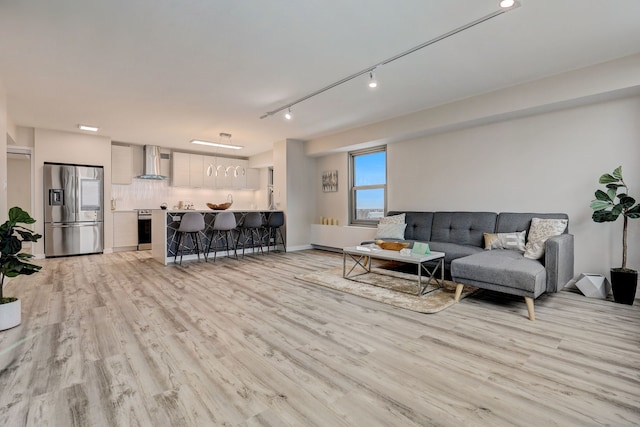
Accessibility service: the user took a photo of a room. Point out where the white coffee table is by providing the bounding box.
[342,245,445,296]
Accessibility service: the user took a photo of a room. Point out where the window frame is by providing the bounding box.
[349,146,387,226]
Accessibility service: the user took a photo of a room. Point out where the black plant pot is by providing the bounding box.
[610,268,638,305]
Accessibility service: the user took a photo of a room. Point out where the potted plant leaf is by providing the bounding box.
[590,166,640,304]
[0,207,42,330]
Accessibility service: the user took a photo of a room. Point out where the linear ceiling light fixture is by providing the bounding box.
[260,1,521,120]
[78,124,99,132]
[191,132,243,150]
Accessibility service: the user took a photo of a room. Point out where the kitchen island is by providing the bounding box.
[151,209,284,265]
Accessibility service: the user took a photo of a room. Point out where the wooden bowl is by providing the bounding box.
[207,202,233,210]
[375,240,410,251]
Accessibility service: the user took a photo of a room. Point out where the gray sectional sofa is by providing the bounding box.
[377,211,575,320]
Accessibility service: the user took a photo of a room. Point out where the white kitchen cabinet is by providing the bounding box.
[232,159,248,189]
[215,157,233,188]
[160,148,171,179]
[172,152,191,187]
[246,168,260,190]
[189,154,204,188]
[172,152,255,189]
[173,152,203,187]
[203,155,217,188]
[113,211,138,249]
[111,144,133,184]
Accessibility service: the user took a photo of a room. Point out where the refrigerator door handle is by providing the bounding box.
[50,222,100,228]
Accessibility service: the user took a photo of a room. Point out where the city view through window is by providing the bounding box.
[353,150,386,221]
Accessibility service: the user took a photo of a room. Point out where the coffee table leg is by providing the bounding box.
[343,252,372,279]
[418,257,445,296]
[343,251,346,278]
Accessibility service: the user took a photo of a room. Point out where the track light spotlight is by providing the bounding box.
[499,0,516,8]
[368,71,378,89]
[284,108,293,120]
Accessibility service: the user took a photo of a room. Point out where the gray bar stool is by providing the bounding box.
[206,211,238,261]
[236,212,264,257]
[265,211,286,253]
[174,212,206,265]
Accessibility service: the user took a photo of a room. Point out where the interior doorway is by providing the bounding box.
[7,146,34,251]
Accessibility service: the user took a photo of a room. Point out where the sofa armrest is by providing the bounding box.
[544,234,574,293]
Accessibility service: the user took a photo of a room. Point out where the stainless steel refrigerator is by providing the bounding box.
[44,162,104,257]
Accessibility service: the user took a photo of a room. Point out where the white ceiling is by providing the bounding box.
[2,0,640,157]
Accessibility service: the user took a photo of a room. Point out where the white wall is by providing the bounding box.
[0,79,7,221]
[286,139,315,248]
[273,139,316,249]
[315,152,348,225]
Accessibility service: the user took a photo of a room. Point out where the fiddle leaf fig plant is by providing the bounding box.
[0,207,42,303]
[590,166,640,271]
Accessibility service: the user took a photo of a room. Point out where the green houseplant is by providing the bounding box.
[590,166,640,304]
[0,206,42,330]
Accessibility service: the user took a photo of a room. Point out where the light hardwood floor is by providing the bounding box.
[1,250,639,426]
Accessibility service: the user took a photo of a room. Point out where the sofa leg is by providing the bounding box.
[524,297,535,321]
[454,284,464,302]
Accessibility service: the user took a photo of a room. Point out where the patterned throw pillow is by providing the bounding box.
[484,230,526,252]
[379,213,406,225]
[524,218,568,260]
[375,223,407,240]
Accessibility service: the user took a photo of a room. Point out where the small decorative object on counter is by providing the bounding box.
[207,194,234,211]
[375,240,410,251]
[160,203,167,210]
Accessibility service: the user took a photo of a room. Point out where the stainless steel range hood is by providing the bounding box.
[137,145,167,180]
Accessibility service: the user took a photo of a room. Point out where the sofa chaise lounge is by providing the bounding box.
[374,211,574,320]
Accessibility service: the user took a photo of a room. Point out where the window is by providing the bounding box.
[349,146,386,225]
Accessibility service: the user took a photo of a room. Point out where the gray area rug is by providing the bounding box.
[296,266,477,314]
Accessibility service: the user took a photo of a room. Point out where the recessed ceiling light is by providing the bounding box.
[78,124,99,132]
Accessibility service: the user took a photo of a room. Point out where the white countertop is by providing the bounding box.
[157,209,281,213]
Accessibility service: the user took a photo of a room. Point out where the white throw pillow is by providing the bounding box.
[524,218,568,260]
[484,230,526,252]
[379,213,406,225]
[375,223,406,240]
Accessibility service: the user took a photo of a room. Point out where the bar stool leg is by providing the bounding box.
[193,232,200,261]
[174,232,183,264]
[227,230,237,258]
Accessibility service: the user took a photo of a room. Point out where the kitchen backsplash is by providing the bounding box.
[111,179,262,211]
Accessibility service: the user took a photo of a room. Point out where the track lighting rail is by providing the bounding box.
[260,2,519,120]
